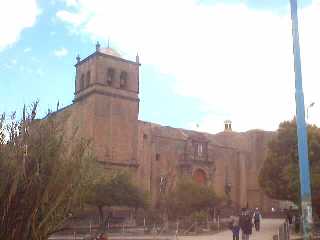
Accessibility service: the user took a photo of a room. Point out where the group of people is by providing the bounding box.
[285,207,300,233]
[229,208,261,240]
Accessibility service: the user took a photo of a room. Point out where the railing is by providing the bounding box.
[273,222,290,240]
[274,221,320,240]
[279,222,290,240]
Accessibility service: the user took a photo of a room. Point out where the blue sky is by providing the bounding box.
[0,0,319,133]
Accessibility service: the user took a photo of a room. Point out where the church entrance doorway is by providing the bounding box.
[193,168,207,185]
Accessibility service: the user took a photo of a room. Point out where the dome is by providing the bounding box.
[100,47,121,58]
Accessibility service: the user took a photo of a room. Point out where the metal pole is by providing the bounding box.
[289,0,313,239]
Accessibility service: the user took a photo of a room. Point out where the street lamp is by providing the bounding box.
[306,102,315,120]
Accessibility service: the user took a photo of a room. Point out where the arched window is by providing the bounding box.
[106,68,114,85]
[80,74,85,90]
[120,71,128,88]
[86,71,91,87]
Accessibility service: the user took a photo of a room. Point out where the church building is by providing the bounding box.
[53,43,279,212]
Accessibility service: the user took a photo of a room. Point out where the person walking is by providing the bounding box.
[294,213,300,233]
[239,208,253,240]
[286,207,293,224]
[253,208,261,231]
[229,215,240,240]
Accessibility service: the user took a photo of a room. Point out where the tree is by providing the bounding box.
[0,103,97,240]
[259,119,320,216]
[86,171,147,227]
[168,177,218,219]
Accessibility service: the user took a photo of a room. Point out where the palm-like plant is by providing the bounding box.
[0,102,96,240]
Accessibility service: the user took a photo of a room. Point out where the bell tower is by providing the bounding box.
[74,42,140,167]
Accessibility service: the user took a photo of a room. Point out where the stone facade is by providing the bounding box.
[53,44,279,213]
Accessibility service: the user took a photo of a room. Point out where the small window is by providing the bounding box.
[86,71,91,87]
[156,153,160,161]
[159,176,167,192]
[120,71,128,88]
[195,143,204,158]
[198,143,203,155]
[80,74,85,90]
[107,68,114,85]
[199,144,203,153]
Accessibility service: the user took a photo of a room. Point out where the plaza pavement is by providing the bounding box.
[49,218,284,240]
[178,218,284,240]
[108,218,284,240]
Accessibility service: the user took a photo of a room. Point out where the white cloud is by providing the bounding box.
[56,0,320,133]
[24,47,32,53]
[3,64,12,69]
[18,65,33,73]
[56,10,88,27]
[31,56,39,62]
[0,0,40,51]
[2,59,17,70]
[63,0,78,7]
[53,47,69,57]
[53,0,79,7]
[19,65,26,72]
[36,68,44,76]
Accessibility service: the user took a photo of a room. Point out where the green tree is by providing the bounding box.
[168,178,218,219]
[259,119,320,216]
[0,103,97,240]
[86,171,147,227]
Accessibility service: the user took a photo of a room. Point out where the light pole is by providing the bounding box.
[289,0,313,239]
[306,102,315,121]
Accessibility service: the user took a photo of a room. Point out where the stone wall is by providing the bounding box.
[135,123,278,211]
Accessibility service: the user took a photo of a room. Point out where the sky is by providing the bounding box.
[0,0,319,133]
